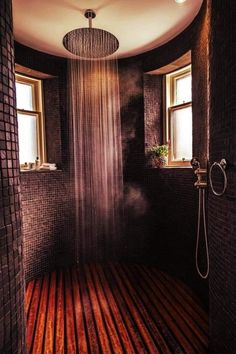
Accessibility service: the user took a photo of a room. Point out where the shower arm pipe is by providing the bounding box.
[85,9,96,29]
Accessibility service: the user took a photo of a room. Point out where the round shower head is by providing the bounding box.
[63,28,119,59]
[63,9,119,59]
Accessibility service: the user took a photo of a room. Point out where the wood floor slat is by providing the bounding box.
[94,264,135,354]
[32,275,49,354]
[55,271,64,354]
[77,269,100,354]
[137,265,207,352]
[120,264,182,353]
[108,264,161,353]
[65,269,77,354]
[25,280,35,317]
[133,265,201,353]
[26,264,208,354]
[71,269,88,354]
[153,270,208,342]
[27,278,42,353]
[44,272,56,354]
[113,264,172,354]
[159,270,208,323]
[84,264,112,354]
[98,265,147,353]
[88,264,124,354]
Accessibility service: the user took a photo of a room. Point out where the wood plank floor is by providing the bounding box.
[25,264,208,354]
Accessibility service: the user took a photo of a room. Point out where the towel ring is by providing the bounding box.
[209,159,227,196]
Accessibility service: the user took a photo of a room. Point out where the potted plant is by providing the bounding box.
[146,144,168,168]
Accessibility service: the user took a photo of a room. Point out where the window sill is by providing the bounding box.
[20,169,62,173]
[145,165,191,170]
[164,165,191,169]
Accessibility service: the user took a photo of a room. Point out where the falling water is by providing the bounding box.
[68,40,123,262]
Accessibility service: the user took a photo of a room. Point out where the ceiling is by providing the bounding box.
[12,0,203,59]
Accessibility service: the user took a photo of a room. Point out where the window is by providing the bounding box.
[165,65,192,166]
[16,74,46,167]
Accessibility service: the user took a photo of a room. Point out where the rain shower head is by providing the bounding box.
[63,9,119,59]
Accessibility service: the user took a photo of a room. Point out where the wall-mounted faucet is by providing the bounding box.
[190,157,207,189]
[190,157,200,171]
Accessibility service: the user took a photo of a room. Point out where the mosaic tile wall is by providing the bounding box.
[208,1,236,352]
[43,78,62,166]
[0,0,25,352]
[192,1,210,167]
[14,45,75,282]
[20,171,75,282]
[144,74,162,149]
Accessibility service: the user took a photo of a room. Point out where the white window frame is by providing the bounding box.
[164,65,192,167]
[16,73,46,167]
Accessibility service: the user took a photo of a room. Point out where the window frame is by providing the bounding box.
[15,73,46,167]
[164,65,192,167]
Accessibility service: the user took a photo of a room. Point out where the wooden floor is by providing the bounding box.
[26,264,208,354]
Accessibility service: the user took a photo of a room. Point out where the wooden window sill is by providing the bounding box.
[20,169,62,173]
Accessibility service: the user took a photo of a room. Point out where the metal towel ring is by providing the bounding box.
[209,159,227,196]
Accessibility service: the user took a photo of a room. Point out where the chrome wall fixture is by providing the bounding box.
[209,158,228,196]
[191,157,229,279]
[191,157,207,189]
[191,157,209,279]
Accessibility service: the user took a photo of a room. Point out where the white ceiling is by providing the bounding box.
[12,0,203,59]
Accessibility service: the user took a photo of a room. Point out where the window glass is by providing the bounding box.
[18,113,38,164]
[175,74,191,105]
[16,82,34,110]
[16,73,46,168]
[165,64,192,166]
[171,105,192,161]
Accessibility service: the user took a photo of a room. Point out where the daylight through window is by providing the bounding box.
[16,74,46,167]
[165,65,192,166]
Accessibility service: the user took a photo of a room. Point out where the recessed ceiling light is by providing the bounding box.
[175,0,187,3]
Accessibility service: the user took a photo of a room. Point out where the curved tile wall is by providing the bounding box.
[0,1,25,352]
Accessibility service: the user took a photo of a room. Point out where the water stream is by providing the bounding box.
[68,52,123,262]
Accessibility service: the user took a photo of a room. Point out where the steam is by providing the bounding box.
[124,183,149,217]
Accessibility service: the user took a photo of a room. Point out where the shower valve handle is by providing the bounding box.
[194,168,207,175]
[194,181,207,189]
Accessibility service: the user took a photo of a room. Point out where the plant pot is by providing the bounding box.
[148,156,167,168]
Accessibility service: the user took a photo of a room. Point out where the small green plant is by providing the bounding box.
[148,144,168,157]
[146,144,168,168]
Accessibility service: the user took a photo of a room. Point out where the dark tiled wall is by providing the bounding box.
[143,169,197,269]
[43,78,62,166]
[208,1,236,352]
[192,1,210,166]
[144,74,163,148]
[20,171,75,281]
[15,45,75,281]
[0,1,25,352]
